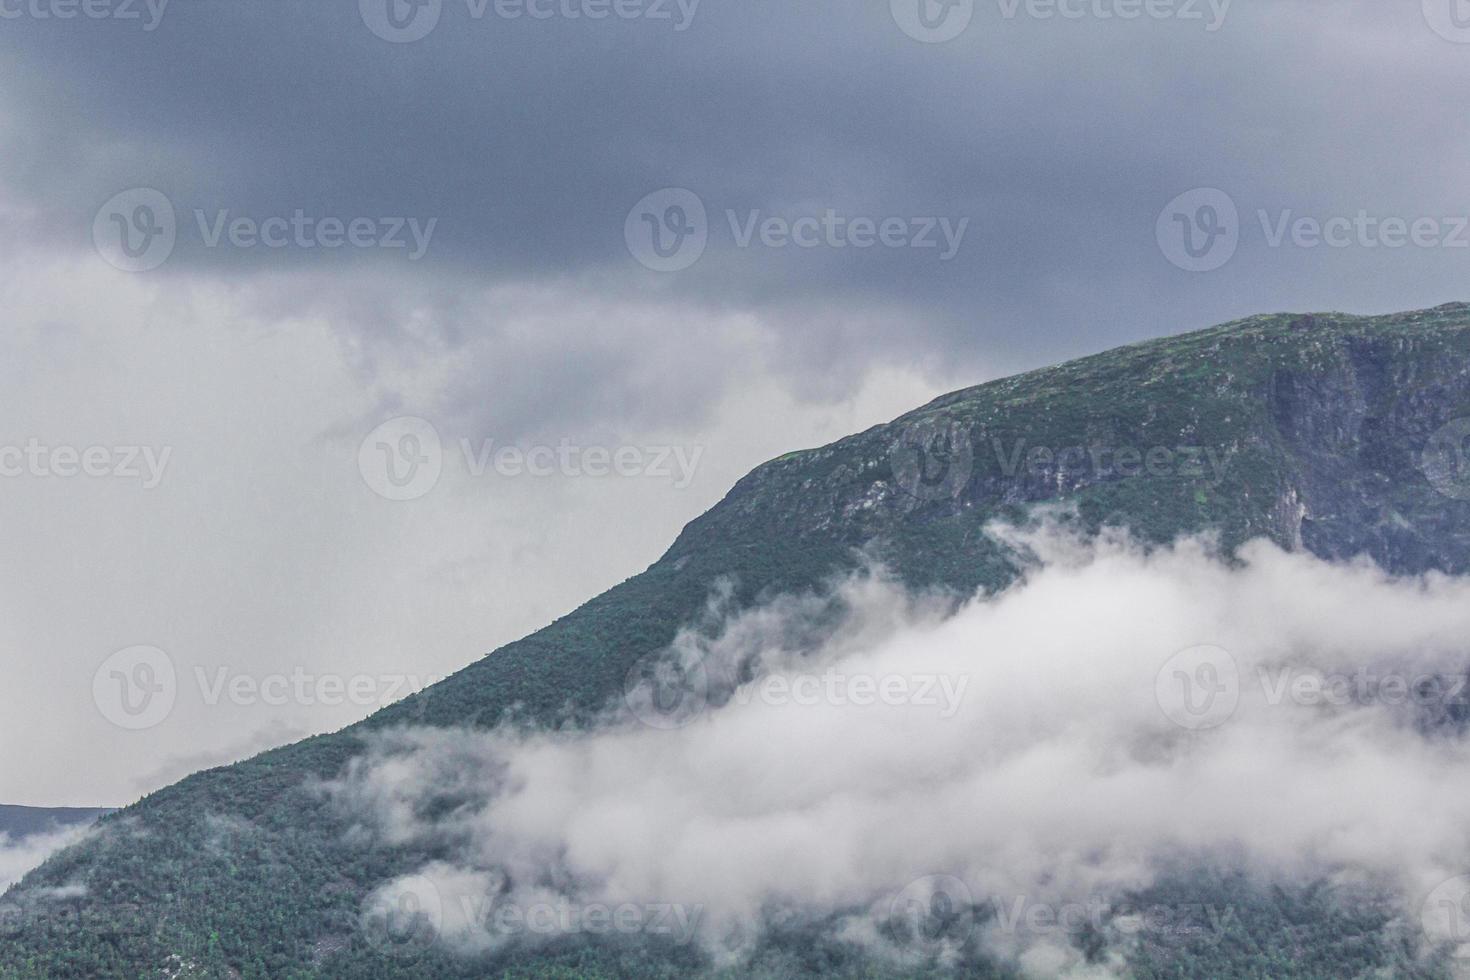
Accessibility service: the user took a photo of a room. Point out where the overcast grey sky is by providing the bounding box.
[1,0,1467,805]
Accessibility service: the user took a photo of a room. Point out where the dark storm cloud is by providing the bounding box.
[2,0,1467,378]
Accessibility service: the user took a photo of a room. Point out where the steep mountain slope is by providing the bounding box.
[4,305,1470,978]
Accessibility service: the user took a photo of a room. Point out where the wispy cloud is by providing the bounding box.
[329,520,1470,974]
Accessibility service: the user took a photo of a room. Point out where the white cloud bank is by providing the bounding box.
[0,825,93,893]
[331,522,1470,975]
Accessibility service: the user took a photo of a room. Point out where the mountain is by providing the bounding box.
[0,806,112,841]
[4,304,1470,978]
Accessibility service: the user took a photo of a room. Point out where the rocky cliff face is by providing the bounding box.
[5,304,1470,978]
[1265,324,1470,572]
